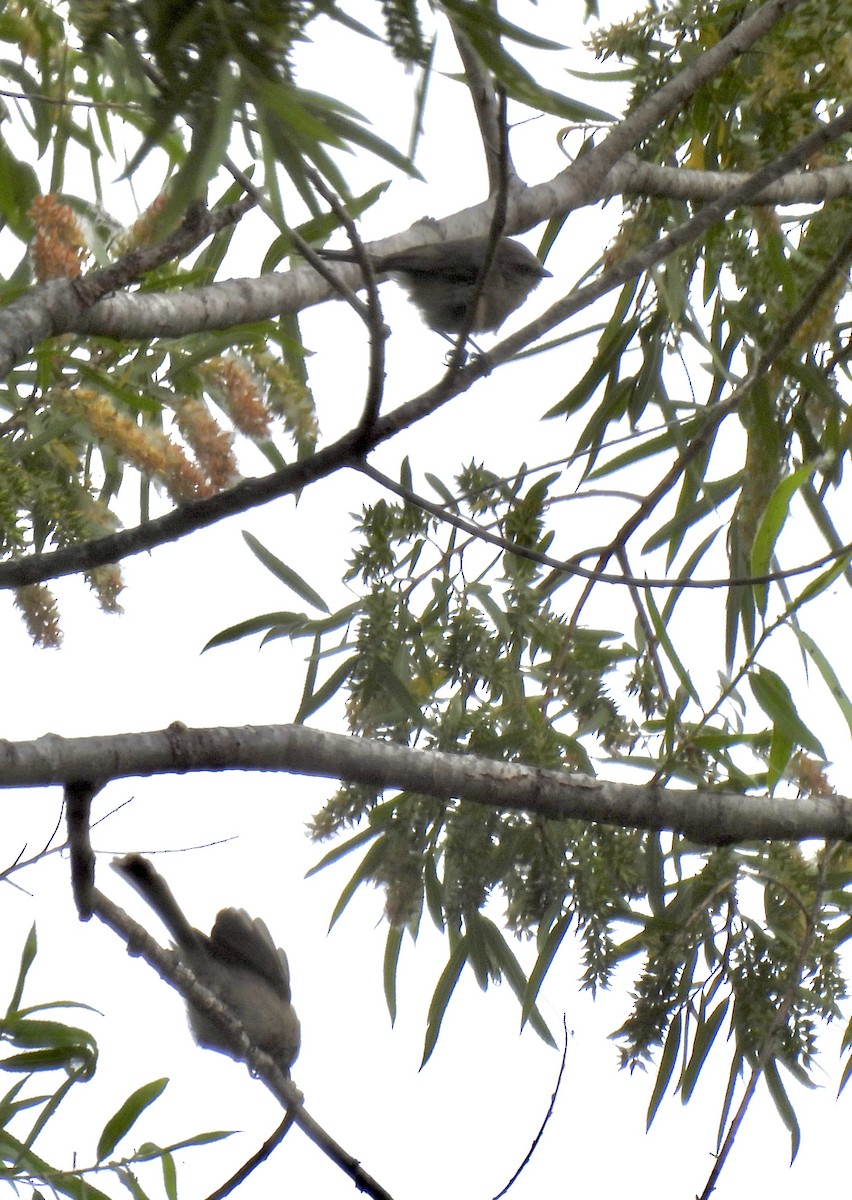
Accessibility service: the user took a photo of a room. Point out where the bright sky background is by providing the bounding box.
[2,3,852,1199]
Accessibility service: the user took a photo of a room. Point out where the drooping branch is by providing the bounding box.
[4,723,851,845]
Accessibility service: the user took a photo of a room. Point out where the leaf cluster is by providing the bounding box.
[215,417,852,1102]
[612,838,852,1157]
[0,926,227,1200]
[593,0,852,168]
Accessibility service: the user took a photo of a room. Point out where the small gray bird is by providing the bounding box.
[113,853,300,1074]
[317,235,551,334]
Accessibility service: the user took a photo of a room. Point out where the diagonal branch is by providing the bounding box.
[92,887,395,1200]
[561,0,808,205]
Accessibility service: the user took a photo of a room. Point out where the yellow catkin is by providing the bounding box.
[29,195,89,281]
[66,389,213,502]
[14,583,63,647]
[87,563,125,613]
[175,399,239,490]
[118,191,170,252]
[202,357,273,440]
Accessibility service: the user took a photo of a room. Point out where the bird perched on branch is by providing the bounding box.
[113,853,300,1074]
[317,235,551,334]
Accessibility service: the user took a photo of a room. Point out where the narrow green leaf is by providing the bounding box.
[464,911,491,989]
[161,1149,177,1200]
[294,632,320,723]
[716,1052,745,1151]
[442,0,566,50]
[838,1051,852,1096]
[680,999,729,1103]
[644,833,666,916]
[467,583,510,637]
[643,588,700,704]
[524,911,572,1023]
[1,1047,92,1074]
[476,917,555,1047]
[750,464,815,610]
[97,1079,168,1162]
[383,926,403,1025]
[306,827,380,878]
[766,728,794,795]
[295,182,390,248]
[6,925,37,1017]
[661,527,723,623]
[647,1012,681,1129]
[408,34,436,160]
[369,659,425,723]
[763,1060,801,1162]
[794,627,852,736]
[751,464,814,578]
[242,531,329,612]
[203,612,308,651]
[155,66,240,233]
[423,853,445,931]
[545,316,639,421]
[327,838,388,929]
[588,418,699,481]
[749,666,825,757]
[21,1072,77,1153]
[424,472,458,508]
[0,1126,113,1200]
[0,141,40,239]
[421,938,468,1067]
[3,1018,95,1053]
[137,1130,233,1155]
[293,654,356,722]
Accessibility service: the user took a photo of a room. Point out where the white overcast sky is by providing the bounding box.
[2,3,851,1199]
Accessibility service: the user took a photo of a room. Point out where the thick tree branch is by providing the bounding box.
[0,2,828,381]
[3,92,851,594]
[4,723,851,845]
[0,335,491,584]
[6,147,849,381]
[6,152,850,382]
[0,433,361,586]
[609,155,852,206]
[561,0,806,203]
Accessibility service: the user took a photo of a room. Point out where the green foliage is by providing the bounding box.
[225,414,852,1108]
[9,0,852,1161]
[0,0,424,635]
[611,838,849,1160]
[0,927,230,1198]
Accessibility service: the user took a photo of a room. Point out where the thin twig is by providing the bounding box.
[443,88,512,374]
[202,1112,296,1200]
[492,1015,570,1200]
[71,197,255,309]
[356,460,852,591]
[302,171,388,442]
[450,26,516,194]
